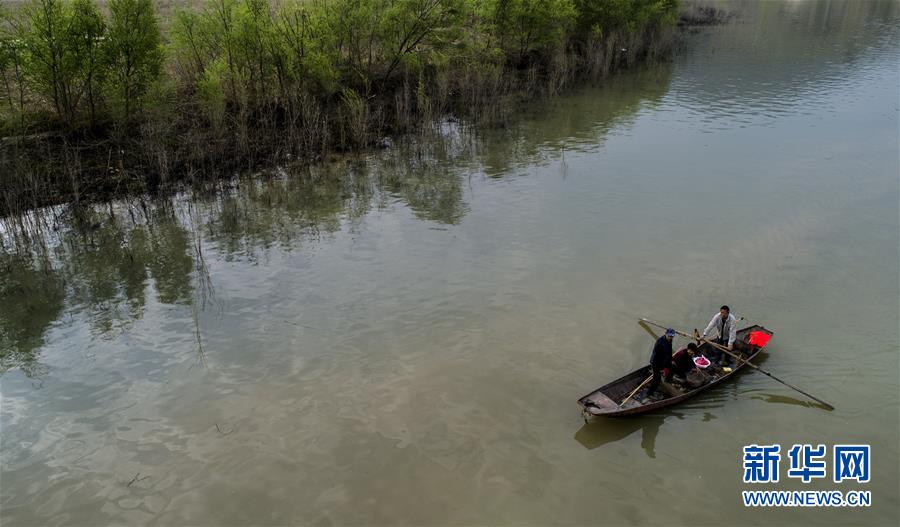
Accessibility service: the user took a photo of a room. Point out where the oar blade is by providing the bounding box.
[637,319,660,339]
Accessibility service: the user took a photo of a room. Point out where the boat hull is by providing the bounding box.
[578,325,772,417]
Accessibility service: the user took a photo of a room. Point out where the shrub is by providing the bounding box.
[480,0,578,65]
[106,0,164,122]
[19,0,92,127]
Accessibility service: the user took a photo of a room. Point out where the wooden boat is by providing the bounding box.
[578,324,774,418]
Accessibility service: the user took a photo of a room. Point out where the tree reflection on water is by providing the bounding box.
[0,67,675,378]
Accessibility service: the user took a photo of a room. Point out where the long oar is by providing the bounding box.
[619,321,661,408]
[640,318,834,411]
[638,319,661,339]
[619,374,653,408]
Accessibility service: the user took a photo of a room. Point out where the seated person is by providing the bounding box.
[671,343,710,388]
[672,343,699,376]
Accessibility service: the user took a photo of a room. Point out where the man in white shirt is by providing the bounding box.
[702,305,737,365]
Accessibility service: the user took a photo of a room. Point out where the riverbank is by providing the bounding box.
[0,0,695,217]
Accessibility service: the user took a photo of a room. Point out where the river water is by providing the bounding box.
[1,1,898,525]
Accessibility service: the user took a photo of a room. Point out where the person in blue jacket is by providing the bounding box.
[646,328,676,398]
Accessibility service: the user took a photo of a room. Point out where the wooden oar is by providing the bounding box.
[695,334,834,410]
[619,374,653,408]
[638,319,660,340]
[640,318,835,411]
[617,320,666,407]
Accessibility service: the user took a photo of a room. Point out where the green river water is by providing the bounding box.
[1,1,898,525]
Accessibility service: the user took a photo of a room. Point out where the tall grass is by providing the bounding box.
[0,0,681,215]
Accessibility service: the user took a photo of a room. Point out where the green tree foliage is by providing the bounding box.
[370,0,465,85]
[0,7,28,130]
[480,0,578,64]
[3,0,680,136]
[69,0,105,125]
[573,0,679,37]
[19,0,86,127]
[3,0,163,129]
[170,0,284,113]
[274,1,338,95]
[106,0,164,121]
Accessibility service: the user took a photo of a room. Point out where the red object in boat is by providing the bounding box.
[693,356,711,369]
[748,331,772,348]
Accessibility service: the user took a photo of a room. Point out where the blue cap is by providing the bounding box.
[665,328,676,337]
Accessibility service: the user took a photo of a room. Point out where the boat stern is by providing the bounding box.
[578,391,622,417]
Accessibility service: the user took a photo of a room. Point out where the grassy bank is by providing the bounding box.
[0,0,681,216]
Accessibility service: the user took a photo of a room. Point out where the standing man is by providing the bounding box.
[646,328,676,399]
[702,305,737,365]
